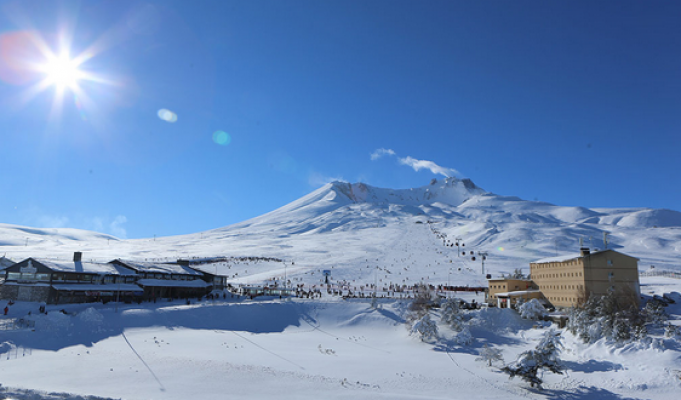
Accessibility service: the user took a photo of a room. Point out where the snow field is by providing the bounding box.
[1,278,679,400]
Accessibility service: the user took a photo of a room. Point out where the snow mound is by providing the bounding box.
[0,341,16,355]
[76,307,104,324]
[615,209,681,228]
[34,312,72,332]
[469,307,533,333]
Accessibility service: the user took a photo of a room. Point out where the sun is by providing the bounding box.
[42,53,83,89]
[1,30,115,122]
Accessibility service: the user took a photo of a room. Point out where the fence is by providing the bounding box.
[0,318,35,331]
[1,345,32,361]
[639,270,681,279]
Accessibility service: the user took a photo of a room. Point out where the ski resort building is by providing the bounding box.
[486,278,541,308]
[0,256,15,271]
[0,253,141,304]
[110,259,210,300]
[529,248,640,308]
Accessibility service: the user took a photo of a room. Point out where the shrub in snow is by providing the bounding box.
[410,314,438,342]
[518,299,547,320]
[441,298,467,330]
[476,343,504,367]
[455,325,474,346]
[440,298,462,324]
[612,313,631,342]
[503,268,527,280]
[409,283,437,318]
[632,324,648,341]
[567,290,645,344]
[502,329,564,389]
[77,307,104,324]
[645,300,668,327]
[664,323,679,339]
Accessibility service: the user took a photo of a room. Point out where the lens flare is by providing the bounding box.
[497,247,505,252]
[73,93,87,121]
[212,130,231,146]
[157,108,177,123]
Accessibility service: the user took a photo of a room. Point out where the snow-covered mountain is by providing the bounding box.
[1,177,680,287]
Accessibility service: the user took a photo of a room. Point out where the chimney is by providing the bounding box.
[580,247,590,257]
[73,252,82,262]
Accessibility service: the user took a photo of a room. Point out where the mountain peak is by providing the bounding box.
[329,177,486,207]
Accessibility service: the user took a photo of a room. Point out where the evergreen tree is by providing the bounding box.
[476,344,504,367]
[612,313,631,342]
[645,300,668,327]
[664,323,679,339]
[502,330,564,389]
[518,299,547,320]
[455,324,474,345]
[410,314,438,342]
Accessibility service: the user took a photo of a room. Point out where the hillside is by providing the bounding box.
[1,177,680,289]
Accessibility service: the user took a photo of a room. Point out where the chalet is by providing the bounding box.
[0,253,140,304]
[0,256,15,271]
[110,259,210,300]
[176,259,230,291]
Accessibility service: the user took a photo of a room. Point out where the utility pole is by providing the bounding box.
[447,269,452,299]
[455,237,463,257]
[477,251,488,276]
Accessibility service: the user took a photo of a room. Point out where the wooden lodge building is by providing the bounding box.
[0,253,141,304]
[0,253,217,304]
[110,259,210,300]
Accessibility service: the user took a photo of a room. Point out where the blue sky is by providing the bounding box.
[0,0,679,239]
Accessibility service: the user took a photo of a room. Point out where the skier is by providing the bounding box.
[4,306,8,315]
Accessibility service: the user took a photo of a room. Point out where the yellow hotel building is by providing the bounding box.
[529,248,640,308]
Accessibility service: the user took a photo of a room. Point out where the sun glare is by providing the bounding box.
[42,53,82,89]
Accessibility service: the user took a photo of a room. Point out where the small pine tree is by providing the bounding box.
[518,299,547,320]
[632,324,648,341]
[410,314,438,342]
[664,323,679,338]
[440,298,462,325]
[645,300,668,327]
[408,283,436,321]
[476,343,504,367]
[502,330,564,389]
[455,324,474,345]
[612,313,631,342]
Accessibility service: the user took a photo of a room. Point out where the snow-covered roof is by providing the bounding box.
[136,279,209,288]
[531,249,639,264]
[531,253,583,264]
[487,278,533,282]
[0,256,15,270]
[52,283,143,292]
[494,289,542,297]
[113,260,204,276]
[3,282,51,287]
[33,258,137,275]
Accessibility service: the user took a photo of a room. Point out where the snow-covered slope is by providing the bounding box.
[1,177,680,288]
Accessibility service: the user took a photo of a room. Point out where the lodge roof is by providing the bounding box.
[26,258,137,275]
